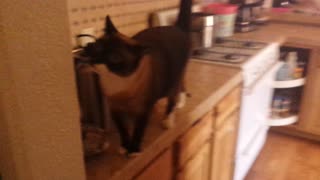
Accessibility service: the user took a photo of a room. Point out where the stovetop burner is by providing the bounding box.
[192,50,249,64]
[192,39,268,65]
[215,38,267,49]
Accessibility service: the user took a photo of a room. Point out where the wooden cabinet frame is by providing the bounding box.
[272,37,320,139]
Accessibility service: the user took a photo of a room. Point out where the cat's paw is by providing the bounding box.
[176,92,187,109]
[128,152,142,158]
[118,146,128,155]
[162,112,175,129]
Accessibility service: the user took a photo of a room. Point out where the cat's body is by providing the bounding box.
[83,0,192,155]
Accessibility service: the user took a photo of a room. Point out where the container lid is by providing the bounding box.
[203,3,238,15]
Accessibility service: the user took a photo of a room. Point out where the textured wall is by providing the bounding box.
[67,0,203,46]
[0,0,86,180]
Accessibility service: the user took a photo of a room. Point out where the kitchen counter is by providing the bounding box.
[85,13,319,180]
[86,61,242,180]
[233,15,320,45]
[270,4,320,27]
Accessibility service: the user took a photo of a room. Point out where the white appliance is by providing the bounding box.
[193,40,281,180]
[153,8,281,180]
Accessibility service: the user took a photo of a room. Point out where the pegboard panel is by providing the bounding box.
[68,0,201,46]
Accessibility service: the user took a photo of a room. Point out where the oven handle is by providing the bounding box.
[243,62,283,95]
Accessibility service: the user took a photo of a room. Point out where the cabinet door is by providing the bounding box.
[135,147,173,180]
[177,111,213,167]
[215,87,241,129]
[177,142,211,180]
[299,48,320,135]
[211,111,238,180]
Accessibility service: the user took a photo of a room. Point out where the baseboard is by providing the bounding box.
[271,126,320,142]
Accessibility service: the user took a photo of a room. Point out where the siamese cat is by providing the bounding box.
[83,0,192,155]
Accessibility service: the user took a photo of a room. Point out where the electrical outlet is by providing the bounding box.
[77,27,96,47]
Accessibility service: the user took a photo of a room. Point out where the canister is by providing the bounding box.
[203,3,238,38]
[191,12,215,49]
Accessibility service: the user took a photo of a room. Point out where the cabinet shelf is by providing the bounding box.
[273,78,305,89]
[268,115,298,126]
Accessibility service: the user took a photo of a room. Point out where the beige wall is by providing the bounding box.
[0,0,85,180]
[67,0,205,46]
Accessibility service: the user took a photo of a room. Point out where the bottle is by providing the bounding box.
[286,52,298,79]
[276,61,291,81]
[280,97,291,117]
[271,96,282,118]
[294,61,305,79]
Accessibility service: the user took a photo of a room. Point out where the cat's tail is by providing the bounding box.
[175,0,192,32]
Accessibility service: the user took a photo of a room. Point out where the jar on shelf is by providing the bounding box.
[280,97,291,117]
[271,96,282,118]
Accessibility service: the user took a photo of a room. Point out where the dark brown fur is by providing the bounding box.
[83,0,192,154]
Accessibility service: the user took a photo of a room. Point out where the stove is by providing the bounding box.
[192,39,269,65]
[193,38,281,180]
[192,38,279,89]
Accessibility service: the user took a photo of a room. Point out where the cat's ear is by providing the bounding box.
[105,15,118,35]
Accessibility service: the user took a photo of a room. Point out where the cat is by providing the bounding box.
[82,0,193,156]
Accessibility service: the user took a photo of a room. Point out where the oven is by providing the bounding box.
[235,61,282,180]
[191,41,281,180]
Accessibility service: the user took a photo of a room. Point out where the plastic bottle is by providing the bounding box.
[271,96,282,118]
[294,61,305,79]
[286,52,298,79]
[276,61,291,81]
[276,52,298,81]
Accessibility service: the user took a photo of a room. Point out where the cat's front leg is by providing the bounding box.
[176,92,187,109]
[111,112,131,154]
[162,95,177,129]
[162,111,176,129]
[176,81,190,109]
[129,107,153,157]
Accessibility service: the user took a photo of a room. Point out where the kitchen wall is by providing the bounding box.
[0,0,85,179]
[67,0,200,46]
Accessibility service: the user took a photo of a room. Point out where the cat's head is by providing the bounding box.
[84,16,147,77]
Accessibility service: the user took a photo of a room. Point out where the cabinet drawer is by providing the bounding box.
[177,111,213,167]
[177,142,211,180]
[215,87,241,130]
[134,147,173,180]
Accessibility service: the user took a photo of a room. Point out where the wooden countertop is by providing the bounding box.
[86,61,242,180]
[269,4,320,26]
[233,13,320,45]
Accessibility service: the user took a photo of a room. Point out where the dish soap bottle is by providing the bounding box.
[286,52,298,79]
[276,52,298,81]
[276,60,291,81]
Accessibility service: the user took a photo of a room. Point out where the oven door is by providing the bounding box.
[234,62,282,180]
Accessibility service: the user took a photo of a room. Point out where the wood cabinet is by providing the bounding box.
[299,47,320,135]
[136,86,241,180]
[211,111,238,180]
[211,87,240,180]
[177,111,213,168]
[272,39,320,140]
[177,142,211,180]
[135,147,173,180]
[177,86,240,180]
